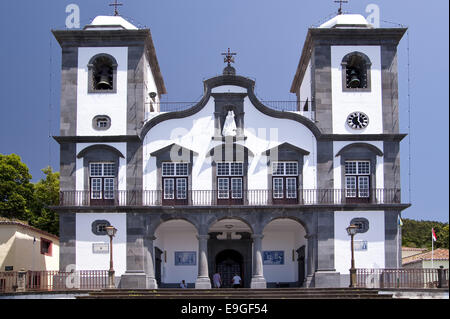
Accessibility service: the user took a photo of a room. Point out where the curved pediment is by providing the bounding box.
[140,74,321,140]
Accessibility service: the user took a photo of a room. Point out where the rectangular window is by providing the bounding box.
[164,179,175,199]
[40,238,53,256]
[273,162,298,176]
[217,162,230,176]
[231,178,243,199]
[89,163,115,200]
[272,162,298,200]
[273,178,284,199]
[162,162,188,176]
[218,178,229,199]
[217,162,243,176]
[176,178,187,199]
[345,161,370,199]
[286,177,297,199]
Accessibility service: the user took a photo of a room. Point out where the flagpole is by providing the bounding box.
[432,229,434,268]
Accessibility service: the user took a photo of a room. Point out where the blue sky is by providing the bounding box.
[0,0,448,222]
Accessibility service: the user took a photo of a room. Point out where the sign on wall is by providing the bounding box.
[354,240,368,251]
[263,251,284,265]
[175,251,197,266]
[92,243,109,254]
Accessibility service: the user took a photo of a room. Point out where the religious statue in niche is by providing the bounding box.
[222,110,237,137]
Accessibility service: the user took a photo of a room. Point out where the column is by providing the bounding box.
[250,234,267,289]
[195,234,211,289]
[144,235,158,289]
[305,234,316,287]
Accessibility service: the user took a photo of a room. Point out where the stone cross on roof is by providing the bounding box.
[109,0,123,16]
[334,0,348,15]
[221,48,237,67]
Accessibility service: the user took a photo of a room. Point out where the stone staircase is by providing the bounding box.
[77,288,394,299]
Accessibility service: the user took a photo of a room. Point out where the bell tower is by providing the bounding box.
[52,14,166,195]
[290,13,406,135]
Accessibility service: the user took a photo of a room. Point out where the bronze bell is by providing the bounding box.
[95,67,113,90]
[348,69,360,88]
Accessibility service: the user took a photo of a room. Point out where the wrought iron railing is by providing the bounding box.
[0,270,108,293]
[356,268,449,289]
[59,188,401,207]
[145,100,315,121]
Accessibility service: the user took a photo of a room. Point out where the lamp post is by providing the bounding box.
[105,225,117,289]
[346,224,358,288]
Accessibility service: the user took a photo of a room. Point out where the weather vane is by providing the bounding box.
[221,48,237,67]
[109,0,123,16]
[334,0,348,15]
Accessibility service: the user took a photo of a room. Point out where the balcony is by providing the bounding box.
[145,100,315,122]
[58,189,402,207]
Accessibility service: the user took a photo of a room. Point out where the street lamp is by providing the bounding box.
[346,224,358,288]
[105,225,117,289]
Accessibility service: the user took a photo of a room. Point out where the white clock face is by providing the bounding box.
[347,112,369,130]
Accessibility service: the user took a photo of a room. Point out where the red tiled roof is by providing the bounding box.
[402,248,449,265]
[402,247,428,252]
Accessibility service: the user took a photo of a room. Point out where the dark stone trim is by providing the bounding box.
[77,144,125,159]
[206,143,254,158]
[81,149,120,192]
[92,115,112,131]
[52,29,166,95]
[290,27,407,93]
[150,143,199,157]
[341,51,372,92]
[262,142,310,156]
[335,143,383,157]
[53,135,141,144]
[52,203,411,213]
[140,74,322,139]
[91,220,111,236]
[87,53,118,94]
[319,134,407,142]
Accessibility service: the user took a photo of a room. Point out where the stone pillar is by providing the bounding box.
[195,234,211,289]
[250,234,267,288]
[144,235,158,289]
[305,234,316,287]
[314,212,341,288]
[16,269,27,292]
[120,214,148,289]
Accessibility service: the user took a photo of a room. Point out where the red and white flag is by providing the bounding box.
[432,228,437,242]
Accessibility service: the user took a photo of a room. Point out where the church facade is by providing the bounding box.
[53,13,409,288]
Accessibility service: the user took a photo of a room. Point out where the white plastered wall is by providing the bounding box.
[75,213,127,276]
[334,211,385,274]
[143,85,317,192]
[262,220,307,283]
[77,47,128,136]
[331,46,382,134]
[153,221,198,284]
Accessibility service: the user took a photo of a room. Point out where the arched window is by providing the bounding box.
[88,54,118,93]
[341,52,371,92]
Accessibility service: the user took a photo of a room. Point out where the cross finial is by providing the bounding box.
[334,0,348,15]
[221,48,237,67]
[109,0,123,16]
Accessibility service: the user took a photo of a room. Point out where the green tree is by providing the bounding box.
[402,218,449,249]
[0,154,34,221]
[29,167,60,236]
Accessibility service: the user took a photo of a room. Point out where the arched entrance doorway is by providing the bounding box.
[208,218,253,288]
[215,249,243,288]
[262,218,307,287]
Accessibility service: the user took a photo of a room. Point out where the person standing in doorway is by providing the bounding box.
[180,280,187,288]
[231,273,241,288]
[213,271,222,288]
